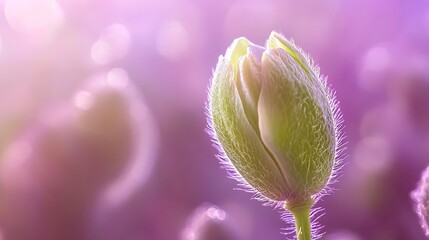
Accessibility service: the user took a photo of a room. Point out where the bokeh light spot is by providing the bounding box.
[156,20,189,60]
[4,0,64,34]
[74,90,94,110]
[8,141,32,161]
[182,204,231,240]
[91,24,131,65]
[364,47,391,72]
[91,40,111,65]
[223,2,276,41]
[207,207,226,221]
[354,136,392,174]
[359,46,392,91]
[107,68,129,88]
[325,230,362,240]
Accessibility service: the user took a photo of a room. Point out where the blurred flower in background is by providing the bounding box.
[0,73,157,240]
[0,0,429,239]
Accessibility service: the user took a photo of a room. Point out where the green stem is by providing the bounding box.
[285,200,314,240]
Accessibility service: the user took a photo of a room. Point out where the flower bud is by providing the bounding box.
[412,166,429,237]
[207,32,343,207]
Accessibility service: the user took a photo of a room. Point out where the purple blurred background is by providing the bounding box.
[0,0,429,239]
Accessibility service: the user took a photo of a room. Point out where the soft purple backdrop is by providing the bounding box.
[0,0,429,239]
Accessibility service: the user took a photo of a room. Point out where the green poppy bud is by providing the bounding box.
[207,32,344,239]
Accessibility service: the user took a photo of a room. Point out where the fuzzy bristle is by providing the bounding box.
[205,32,346,240]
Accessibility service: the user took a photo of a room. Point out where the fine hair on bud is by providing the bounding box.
[206,31,346,240]
[412,166,429,237]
